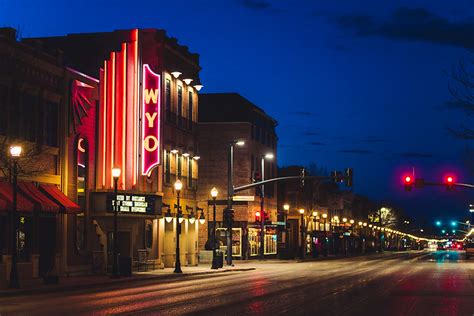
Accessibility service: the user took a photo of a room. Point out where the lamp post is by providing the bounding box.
[174,179,183,273]
[210,187,219,269]
[299,208,305,259]
[111,167,121,278]
[226,140,244,266]
[8,145,21,289]
[283,204,289,256]
[259,153,274,260]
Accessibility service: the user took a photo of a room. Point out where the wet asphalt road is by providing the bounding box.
[0,251,473,316]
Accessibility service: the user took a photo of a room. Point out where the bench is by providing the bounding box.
[137,249,155,272]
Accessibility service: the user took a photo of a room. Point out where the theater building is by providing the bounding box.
[30,29,204,269]
[0,27,99,287]
[197,93,278,259]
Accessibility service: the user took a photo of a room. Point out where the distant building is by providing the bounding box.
[197,93,278,259]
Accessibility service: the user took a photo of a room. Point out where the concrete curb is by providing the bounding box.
[0,268,256,297]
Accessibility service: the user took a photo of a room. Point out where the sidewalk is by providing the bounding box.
[0,264,255,297]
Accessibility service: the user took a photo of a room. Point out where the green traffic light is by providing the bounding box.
[436,221,441,226]
[451,221,457,226]
[441,229,446,234]
[452,229,456,233]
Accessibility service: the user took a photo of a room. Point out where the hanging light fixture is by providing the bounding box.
[189,212,196,224]
[199,211,206,224]
[193,84,203,92]
[171,71,182,79]
[164,209,173,223]
[183,78,193,85]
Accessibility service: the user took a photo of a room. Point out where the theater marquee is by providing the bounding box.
[141,64,161,176]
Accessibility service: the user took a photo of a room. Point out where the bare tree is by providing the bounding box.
[0,136,52,179]
[446,57,474,138]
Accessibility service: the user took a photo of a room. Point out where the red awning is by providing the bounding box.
[39,184,81,214]
[0,181,34,213]
[18,182,60,213]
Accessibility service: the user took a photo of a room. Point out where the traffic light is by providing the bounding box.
[445,175,455,191]
[253,171,262,197]
[441,229,446,234]
[345,168,353,187]
[255,210,261,222]
[331,171,342,183]
[436,221,441,226]
[451,221,457,227]
[403,175,413,191]
[224,208,234,226]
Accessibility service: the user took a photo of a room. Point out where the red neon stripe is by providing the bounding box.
[99,61,107,189]
[115,50,123,189]
[133,29,138,186]
[122,43,127,190]
[111,52,115,188]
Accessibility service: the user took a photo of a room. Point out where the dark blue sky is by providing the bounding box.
[2,0,474,222]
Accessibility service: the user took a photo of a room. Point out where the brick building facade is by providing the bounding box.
[197,93,278,259]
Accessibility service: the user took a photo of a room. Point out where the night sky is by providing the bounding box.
[2,0,474,224]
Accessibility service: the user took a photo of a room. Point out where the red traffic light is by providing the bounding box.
[404,176,412,184]
[445,176,454,183]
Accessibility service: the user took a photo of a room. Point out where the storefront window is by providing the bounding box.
[248,227,260,256]
[216,227,242,257]
[264,226,277,255]
[17,216,31,262]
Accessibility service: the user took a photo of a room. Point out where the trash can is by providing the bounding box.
[119,256,132,277]
[216,251,224,268]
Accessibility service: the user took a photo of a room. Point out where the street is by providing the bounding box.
[0,251,473,315]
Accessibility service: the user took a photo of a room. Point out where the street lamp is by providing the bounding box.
[299,209,305,259]
[8,145,21,288]
[210,187,219,269]
[111,167,121,278]
[174,179,183,273]
[259,152,274,260]
[226,140,245,266]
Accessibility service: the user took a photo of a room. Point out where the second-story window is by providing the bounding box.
[188,91,193,129]
[0,85,7,135]
[177,85,183,127]
[177,155,182,178]
[188,158,193,188]
[165,79,171,122]
[165,150,171,184]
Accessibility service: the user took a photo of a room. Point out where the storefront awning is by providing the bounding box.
[18,182,60,213]
[39,184,81,214]
[0,181,34,213]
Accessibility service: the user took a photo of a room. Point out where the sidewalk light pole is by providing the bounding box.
[9,145,21,289]
[283,204,290,255]
[299,208,305,259]
[259,153,274,260]
[226,140,244,266]
[174,179,183,273]
[211,187,219,269]
[111,167,121,278]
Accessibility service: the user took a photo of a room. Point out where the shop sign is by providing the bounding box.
[141,64,161,176]
[108,193,156,214]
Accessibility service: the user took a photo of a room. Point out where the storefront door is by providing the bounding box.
[38,216,56,277]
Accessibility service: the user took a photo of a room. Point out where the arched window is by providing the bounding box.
[76,137,88,251]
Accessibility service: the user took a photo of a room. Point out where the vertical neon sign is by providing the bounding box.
[141,64,161,175]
